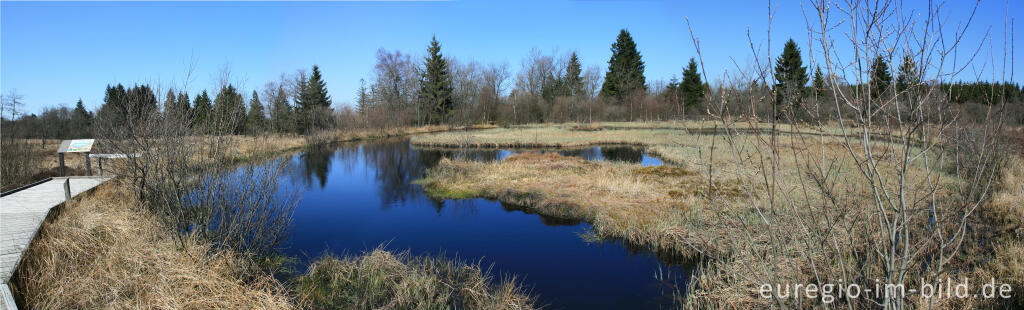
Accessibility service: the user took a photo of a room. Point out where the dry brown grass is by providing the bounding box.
[294,248,535,310]
[414,122,1007,309]
[419,152,736,258]
[11,180,293,309]
[962,155,1024,307]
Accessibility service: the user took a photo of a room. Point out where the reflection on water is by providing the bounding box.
[279,138,692,309]
[295,147,333,189]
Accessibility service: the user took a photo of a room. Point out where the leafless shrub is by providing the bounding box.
[0,139,45,191]
[96,84,300,255]
[676,1,1015,309]
[157,160,299,254]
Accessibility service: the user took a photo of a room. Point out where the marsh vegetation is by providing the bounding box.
[2,0,1022,309]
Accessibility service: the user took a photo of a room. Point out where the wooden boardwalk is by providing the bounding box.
[0,176,112,309]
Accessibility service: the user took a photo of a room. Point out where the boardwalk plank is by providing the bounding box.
[0,176,112,308]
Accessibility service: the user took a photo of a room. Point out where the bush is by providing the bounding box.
[0,139,45,191]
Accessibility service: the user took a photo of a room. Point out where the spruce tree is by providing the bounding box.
[306,65,332,108]
[681,58,704,109]
[98,84,157,129]
[870,56,892,99]
[70,99,93,137]
[175,91,190,120]
[271,85,292,133]
[163,90,177,117]
[600,29,646,103]
[812,66,826,97]
[296,65,332,132]
[213,84,246,134]
[247,90,266,134]
[418,36,455,124]
[193,90,212,133]
[357,78,369,115]
[541,72,565,102]
[773,39,809,111]
[664,76,682,116]
[565,52,584,97]
[896,55,919,94]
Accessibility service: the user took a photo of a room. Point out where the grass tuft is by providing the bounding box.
[294,248,536,310]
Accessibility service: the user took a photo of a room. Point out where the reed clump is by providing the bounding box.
[294,248,536,310]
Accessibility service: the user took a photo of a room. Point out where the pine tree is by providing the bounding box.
[773,39,809,110]
[600,29,646,103]
[681,58,704,109]
[564,52,584,97]
[418,36,455,124]
[70,99,93,137]
[247,90,266,134]
[812,66,826,97]
[896,55,919,94]
[193,90,212,133]
[870,56,892,99]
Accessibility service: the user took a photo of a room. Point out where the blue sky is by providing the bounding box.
[2,0,1019,114]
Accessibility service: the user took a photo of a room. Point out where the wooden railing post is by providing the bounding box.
[58,153,66,177]
[63,178,71,202]
[85,152,92,176]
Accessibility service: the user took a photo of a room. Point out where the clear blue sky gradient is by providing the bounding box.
[2,0,1020,114]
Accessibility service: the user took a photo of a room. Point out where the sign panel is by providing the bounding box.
[58,139,95,153]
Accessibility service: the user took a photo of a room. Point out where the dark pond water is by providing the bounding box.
[276,138,694,309]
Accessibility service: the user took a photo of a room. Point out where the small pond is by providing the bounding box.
[273,138,693,309]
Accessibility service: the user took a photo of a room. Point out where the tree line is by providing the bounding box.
[4,30,1024,141]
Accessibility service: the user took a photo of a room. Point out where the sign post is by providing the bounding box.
[56,139,96,176]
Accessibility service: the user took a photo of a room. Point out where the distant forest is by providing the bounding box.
[3,30,1023,141]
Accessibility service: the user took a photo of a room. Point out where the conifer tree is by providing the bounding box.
[681,58,704,109]
[600,29,646,103]
[357,78,369,115]
[896,55,919,94]
[812,66,826,97]
[270,85,292,133]
[193,90,212,133]
[163,90,177,117]
[175,91,190,120]
[295,65,332,132]
[70,99,93,137]
[305,65,332,109]
[541,72,565,102]
[564,52,584,97]
[773,39,809,110]
[247,90,266,134]
[213,84,246,134]
[870,56,892,99]
[98,84,157,129]
[664,76,682,116]
[418,36,455,124]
